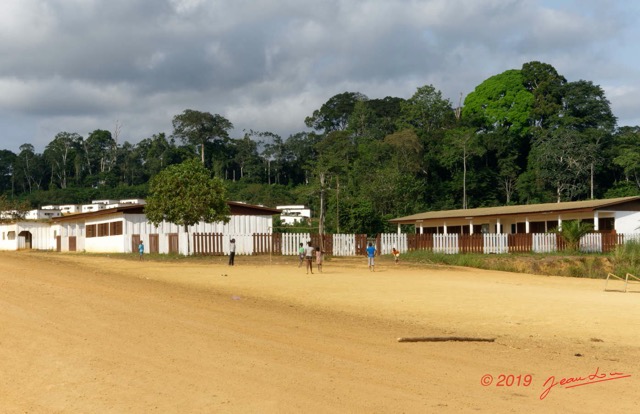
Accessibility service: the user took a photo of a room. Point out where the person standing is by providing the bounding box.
[392,247,400,265]
[138,240,144,261]
[305,242,315,274]
[298,243,305,268]
[366,242,376,271]
[315,246,323,273]
[228,238,236,266]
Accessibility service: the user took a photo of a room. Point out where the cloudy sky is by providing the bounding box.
[1,0,639,153]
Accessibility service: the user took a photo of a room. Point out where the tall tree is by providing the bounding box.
[531,127,591,202]
[398,85,454,136]
[84,129,117,178]
[13,144,45,193]
[171,110,233,165]
[521,61,566,128]
[611,126,640,193]
[233,132,261,181]
[305,92,368,134]
[558,80,616,198]
[441,127,486,209]
[0,149,17,194]
[44,132,81,189]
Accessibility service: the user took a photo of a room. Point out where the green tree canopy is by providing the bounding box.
[305,92,368,134]
[145,159,231,235]
[521,61,566,128]
[171,110,233,165]
[462,69,534,136]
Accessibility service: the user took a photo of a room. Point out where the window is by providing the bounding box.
[7,231,16,240]
[86,225,96,238]
[98,223,109,237]
[110,221,123,236]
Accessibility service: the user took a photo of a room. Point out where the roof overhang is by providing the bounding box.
[389,196,640,225]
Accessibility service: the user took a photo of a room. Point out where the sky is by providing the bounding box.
[1,0,639,153]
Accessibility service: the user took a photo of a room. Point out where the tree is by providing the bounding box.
[521,61,566,128]
[145,159,231,255]
[171,110,233,165]
[84,129,117,180]
[383,129,423,174]
[0,150,16,194]
[441,127,486,209]
[13,144,45,193]
[44,132,81,189]
[531,127,590,202]
[463,69,534,137]
[558,80,616,198]
[233,132,261,181]
[0,195,31,223]
[612,127,640,191]
[305,92,368,134]
[555,220,594,252]
[398,84,454,136]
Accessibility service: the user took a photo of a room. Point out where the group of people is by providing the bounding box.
[298,242,323,274]
[141,238,400,270]
[298,241,400,273]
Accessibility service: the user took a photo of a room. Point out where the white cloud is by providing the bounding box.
[1,0,639,153]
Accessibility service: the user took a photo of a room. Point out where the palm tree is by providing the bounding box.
[555,220,594,252]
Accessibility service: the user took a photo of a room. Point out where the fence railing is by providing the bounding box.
[190,232,632,256]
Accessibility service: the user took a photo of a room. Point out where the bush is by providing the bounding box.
[612,241,640,276]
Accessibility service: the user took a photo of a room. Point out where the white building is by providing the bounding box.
[25,209,62,220]
[52,201,280,255]
[1,200,281,254]
[57,204,82,215]
[276,205,311,225]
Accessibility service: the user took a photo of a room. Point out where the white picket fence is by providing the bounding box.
[433,234,459,254]
[580,233,602,253]
[532,233,557,253]
[483,234,509,254]
[378,233,408,255]
[281,233,312,255]
[331,234,356,256]
[199,232,640,257]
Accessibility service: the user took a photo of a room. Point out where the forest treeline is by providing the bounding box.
[1,61,639,234]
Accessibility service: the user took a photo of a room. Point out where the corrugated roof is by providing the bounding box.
[389,196,640,223]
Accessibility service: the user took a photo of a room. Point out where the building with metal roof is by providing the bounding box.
[389,196,640,235]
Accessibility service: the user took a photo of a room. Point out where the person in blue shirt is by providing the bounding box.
[366,242,376,272]
[138,240,144,261]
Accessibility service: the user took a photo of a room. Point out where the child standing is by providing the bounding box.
[298,243,305,268]
[305,242,315,274]
[392,247,400,265]
[366,242,376,272]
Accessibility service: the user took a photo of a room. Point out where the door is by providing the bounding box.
[149,234,159,254]
[131,234,140,254]
[168,233,179,254]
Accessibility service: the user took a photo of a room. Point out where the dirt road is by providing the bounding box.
[1,251,638,413]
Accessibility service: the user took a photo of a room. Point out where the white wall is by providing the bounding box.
[0,224,18,250]
[614,211,640,233]
[123,214,273,255]
[0,222,55,251]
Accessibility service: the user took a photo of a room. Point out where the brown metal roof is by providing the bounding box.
[389,196,640,224]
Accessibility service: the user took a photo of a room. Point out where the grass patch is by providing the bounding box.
[393,250,613,278]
